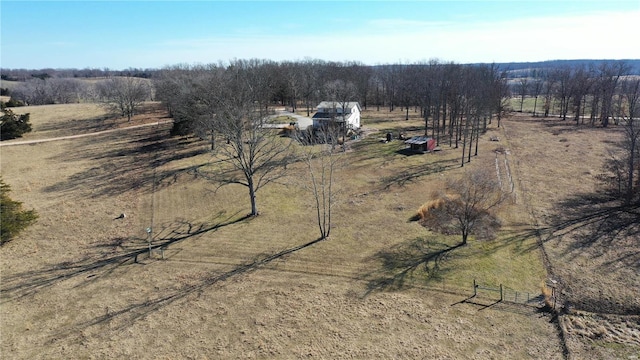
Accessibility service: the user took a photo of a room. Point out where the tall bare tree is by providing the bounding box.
[198,61,295,216]
[97,76,151,122]
[516,77,529,112]
[621,78,640,203]
[595,61,629,127]
[568,65,591,125]
[300,128,343,239]
[530,71,544,117]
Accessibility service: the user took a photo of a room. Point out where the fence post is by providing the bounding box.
[500,284,503,302]
[473,279,477,297]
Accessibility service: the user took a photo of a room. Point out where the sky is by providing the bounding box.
[1,0,639,70]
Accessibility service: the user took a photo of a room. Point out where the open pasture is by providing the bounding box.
[1,103,636,358]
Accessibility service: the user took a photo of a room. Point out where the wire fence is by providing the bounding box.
[473,279,547,307]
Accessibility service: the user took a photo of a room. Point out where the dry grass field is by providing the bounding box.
[1,103,637,359]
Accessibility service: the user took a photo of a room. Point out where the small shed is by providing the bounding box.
[404,136,437,153]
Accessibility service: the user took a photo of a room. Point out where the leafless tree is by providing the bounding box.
[198,61,295,216]
[10,79,52,105]
[620,78,640,203]
[48,78,86,104]
[595,61,629,127]
[489,66,510,127]
[568,65,592,125]
[530,71,544,117]
[542,72,557,117]
[299,59,322,116]
[421,168,505,245]
[551,67,572,120]
[96,76,151,121]
[348,62,372,110]
[516,77,529,112]
[299,127,344,239]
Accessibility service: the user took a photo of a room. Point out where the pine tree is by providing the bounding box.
[1,178,38,245]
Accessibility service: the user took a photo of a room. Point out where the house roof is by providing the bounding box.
[404,136,433,145]
[312,112,347,122]
[316,101,361,111]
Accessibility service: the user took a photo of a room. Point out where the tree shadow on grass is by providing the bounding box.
[42,125,210,198]
[36,114,116,135]
[541,190,640,314]
[360,236,464,296]
[548,191,640,269]
[0,211,251,301]
[379,158,458,190]
[45,235,328,342]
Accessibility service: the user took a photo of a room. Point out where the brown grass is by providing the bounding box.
[416,197,447,220]
[502,113,640,358]
[2,105,637,358]
[5,101,166,141]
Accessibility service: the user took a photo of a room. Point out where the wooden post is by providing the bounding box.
[500,284,503,302]
[146,227,152,259]
[473,279,477,297]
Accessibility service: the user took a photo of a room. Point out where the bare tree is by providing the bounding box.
[552,67,572,120]
[530,72,544,117]
[490,66,510,127]
[348,62,372,110]
[620,78,640,203]
[516,77,529,112]
[299,128,343,239]
[420,168,505,245]
[10,78,53,105]
[48,78,85,104]
[542,72,557,117]
[595,61,629,127]
[198,61,295,216]
[568,66,591,125]
[299,59,322,116]
[96,76,151,122]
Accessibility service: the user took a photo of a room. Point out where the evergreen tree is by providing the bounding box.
[1,178,38,245]
[1,109,32,140]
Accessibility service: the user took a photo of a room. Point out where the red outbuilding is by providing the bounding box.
[404,136,437,153]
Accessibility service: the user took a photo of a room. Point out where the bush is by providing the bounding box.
[0,178,38,245]
[0,108,32,140]
[1,98,25,109]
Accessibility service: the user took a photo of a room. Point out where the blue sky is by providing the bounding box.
[1,1,639,69]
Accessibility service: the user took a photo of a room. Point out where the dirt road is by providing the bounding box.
[0,120,172,147]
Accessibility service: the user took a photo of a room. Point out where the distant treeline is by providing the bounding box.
[1,59,639,81]
[486,59,640,78]
[0,67,157,81]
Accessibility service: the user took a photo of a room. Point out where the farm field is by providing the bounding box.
[1,103,638,359]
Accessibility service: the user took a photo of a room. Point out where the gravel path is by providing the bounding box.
[266,110,313,130]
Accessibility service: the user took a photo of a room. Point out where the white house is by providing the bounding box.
[311,101,361,130]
